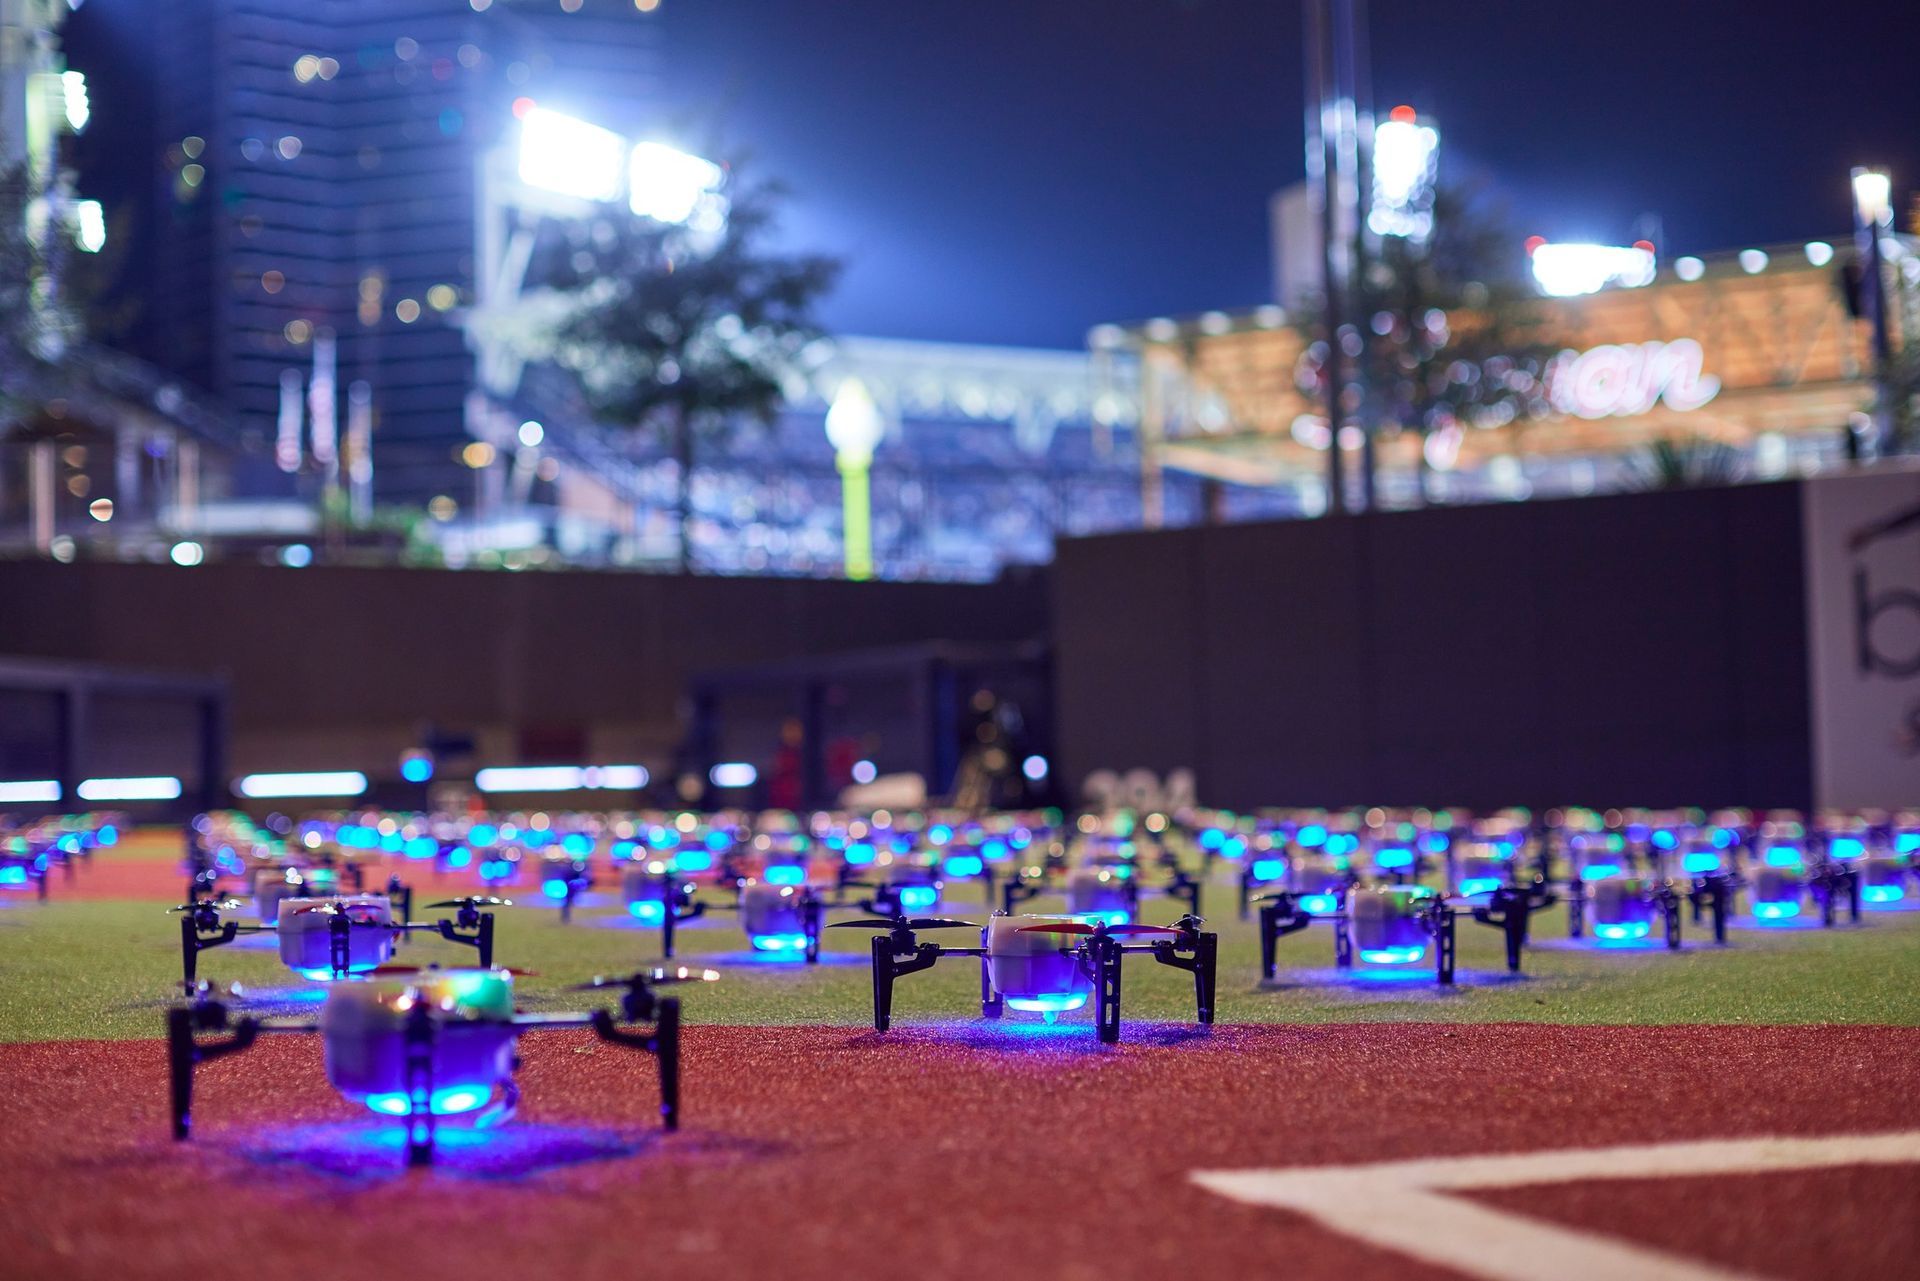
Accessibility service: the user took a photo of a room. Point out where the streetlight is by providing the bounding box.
[1852,167,1896,456]
[825,378,884,581]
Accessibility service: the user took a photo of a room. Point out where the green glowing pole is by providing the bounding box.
[838,454,872,580]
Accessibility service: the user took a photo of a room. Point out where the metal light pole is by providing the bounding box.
[826,378,884,581]
[1852,167,1897,457]
[1304,0,1370,513]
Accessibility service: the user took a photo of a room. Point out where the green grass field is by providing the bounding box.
[3,857,1916,1042]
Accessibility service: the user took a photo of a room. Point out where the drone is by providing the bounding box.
[622,863,831,961]
[1564,872,1684,948]
[1255,879,1555,984]
[831,910,1218,1043]
[167,964,715,1167]
[173,891,506,986]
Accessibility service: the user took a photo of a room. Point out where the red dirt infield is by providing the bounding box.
[3,1022,1917,1281]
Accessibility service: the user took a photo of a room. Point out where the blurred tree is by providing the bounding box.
[543,165,840,572]
[0,157,76,430]
[1297,182,1556,502]
[1625,437,1743,491]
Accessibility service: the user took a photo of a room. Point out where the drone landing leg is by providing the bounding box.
[1663,888,1682,950]
[167,1004,258,1141]
[1333,915,1353,970]
[655,998,681,1130]
[1435,907,1457,987]
[181,917,240,988]
[980,954,1002,1019]
[871,935,894,1032]
[1258,902,1279,980]
[661,899,677,959]
[804,897,822,965]
[331,913,351,980]
[1192,931,1217,1024]
[1091,935,1122,1044]
[403,1003,437,1167]
[478,912,495,968]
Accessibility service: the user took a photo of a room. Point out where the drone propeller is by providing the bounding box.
[569,966,720,991]
[422,896,513,909]
[1016,921,1184,936]
[169,899,245,914]
[827,916,979,931]
[370,963,537,977]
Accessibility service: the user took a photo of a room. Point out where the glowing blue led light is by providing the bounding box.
[1300,893,1339,914]
[380,832,405,853]
[1682,853,1721,874]
[944,855,984,878]
[928,825,953,845]
[562,833,594,856]
[750,932,809,952]
[1897,834,1920,855]
[1863,885,1906,904]
[705,831,730,851]
[982,840,1009,861]
[1111,864,1133,880]
[1250,857,1286,882]
[1594,921,1651,941]
[898,886,937,911]
[405,836,437,860]
[1459,877,1502,896]
[400,755,434,783]
[1375,847,1414,869]
[1004,993,1088,1014]
[542,877,571,900]
[1712,828,1734,848]
[97,825,118,846]
[845,842,876,865]
[0,866,27,886]
[1580,863,1622,882]
[468,824,498,848]
[1327,834,1359,855]
[1198,829,1225,850]
[364,1087,489,1117]
[1296,825,1327,847]
[295,962,379,980]
[1077,910,1131,926]
[1753,901,1801,921]
[628,901,666,925]
[1221,837,1247,859]
[1764,847,1804,868]
[447,846,472,869]
[1423,833,1451,853]
[674,850,713,872]
[1652,830,1677,850]
[1827,838,1865,861]
[479,859,512,881]
[1359,946,1426,965]
[764,864,806,886]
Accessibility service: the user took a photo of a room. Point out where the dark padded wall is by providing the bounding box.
[0,562,1048,747]
[1053,482,1812,810]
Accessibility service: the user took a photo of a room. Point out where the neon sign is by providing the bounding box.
[1547,339,1721,420]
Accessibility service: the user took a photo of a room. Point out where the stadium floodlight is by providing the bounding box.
[474,765,650,793]
[518,107,626,203]
[61,70,89,133]
[236,771,368,799]
[74,199,105,253]
[1851,168,1893,228]
[1528,242,1657,297]
[629,141,724,225]
[1369,108,1439,240]
[0,780,61,803]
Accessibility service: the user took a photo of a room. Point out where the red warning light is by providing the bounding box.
[1633,239,1656,253]
[1389,105,1417,124]
[1524,235,1547,256]
[512,97,536,120]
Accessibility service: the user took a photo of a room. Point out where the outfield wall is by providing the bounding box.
[1053,479,1820,810]
[0,561,1047,778]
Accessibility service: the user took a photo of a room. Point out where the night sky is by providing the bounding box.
[66,0,1920,352]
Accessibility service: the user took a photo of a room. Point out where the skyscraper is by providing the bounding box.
[77,0,660,500]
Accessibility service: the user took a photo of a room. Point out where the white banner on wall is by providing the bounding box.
[1804,464,1920,808]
